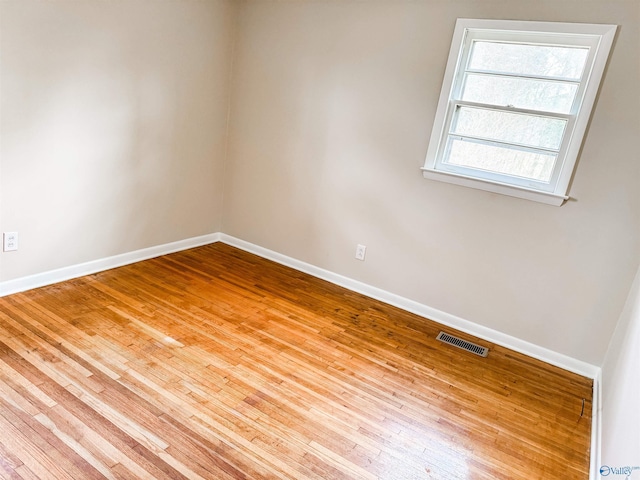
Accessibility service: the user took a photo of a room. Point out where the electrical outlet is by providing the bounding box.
[3,232,18,252]
[355,244,366,261]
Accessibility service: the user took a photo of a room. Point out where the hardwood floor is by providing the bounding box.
[0,243,592,479]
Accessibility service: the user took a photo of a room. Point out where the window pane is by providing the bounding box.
[462,74,577,113]
[468,41,589,80]
[452,106,566,150]
[444,137,556,182]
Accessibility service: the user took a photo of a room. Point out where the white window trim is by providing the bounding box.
[422,19,617,206]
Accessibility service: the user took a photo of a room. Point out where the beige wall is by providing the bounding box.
[601,265,640,469]
[223,0,640,365]
[0,0,235,280]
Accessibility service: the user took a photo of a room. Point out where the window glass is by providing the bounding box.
[452,107,567,150]
[444,138,557,182]
[468,41,589,80]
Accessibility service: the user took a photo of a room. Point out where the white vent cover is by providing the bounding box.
[436,332,489,357]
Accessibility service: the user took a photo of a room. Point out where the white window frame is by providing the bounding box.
[422,19,617,206]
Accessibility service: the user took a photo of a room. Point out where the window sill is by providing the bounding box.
[421,168,569,206]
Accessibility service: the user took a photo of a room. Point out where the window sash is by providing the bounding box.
[460,72,581,114]
[449,100,573,121]
[435,99,576,191]
[453,34,586,188]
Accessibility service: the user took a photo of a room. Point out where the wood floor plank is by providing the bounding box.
[0,243,592,479]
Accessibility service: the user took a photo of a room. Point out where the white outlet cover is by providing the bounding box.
[3,232,18,252]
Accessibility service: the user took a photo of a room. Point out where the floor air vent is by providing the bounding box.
[436,332,489,357]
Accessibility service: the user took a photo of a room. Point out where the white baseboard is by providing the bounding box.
[591,371,602,480]
[0,233,221,297]
[219,233,600,380]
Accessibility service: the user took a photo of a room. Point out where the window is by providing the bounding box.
[422,19,616,206]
